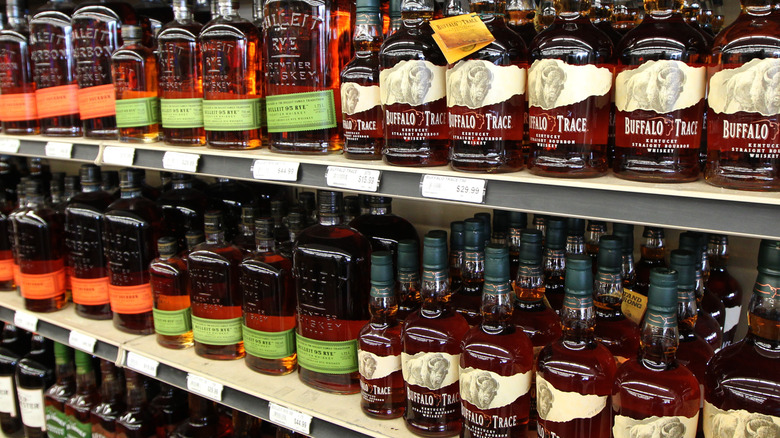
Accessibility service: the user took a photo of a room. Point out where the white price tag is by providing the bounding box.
[420,174,486,204]
[186,374,223,401]
[326,166,381,192]
[13,311,38,332]
[0,138,20,153]
[162,151,199,172]
[252,160,299,182]
[269,402,313,435]
[126,352,159,377]
[44,142,73,158]
[68,331,97,353]
[102,146,135,166]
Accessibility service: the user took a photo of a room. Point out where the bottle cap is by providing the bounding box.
[75,350,93,373]
[343,196,359,217]
[597,235,622,273]
[642,226,664,239]
[102,170,119,189]
[612,223,634,255]
[567,218,585,236]
[157,236,178,257]
[757,239,780,276]
[669,250,696,290]
[564,254,592,296]
[508,211,527,229]
[464,218,485,251]
[121,24,143,40]
[678,231,704,265]
[204,211,223,233]
[185,230,204,249]
[423,234,448,271]
[587,220,607,233]
[647,268,679,313]
[64,176,80,192]
[397,239,419,273]
[53,342,72,365]
[709,234,728,245]
[368,196,391,207]
[450,221,465,251]
[474,213,491,239]
[270,200,286,217]
[519,229,543,265]
[426,229,447,241]
[317,190,342,215]
[484,244,510,283]
[545,217,567,250]
[254,217,273,239]
[287,211,304,229]
[25,179,44,196]
[119,168,143,189]
[356,0,381,13]
[492,209,509,235]
[241,206,257,225]
[370,252,394,288]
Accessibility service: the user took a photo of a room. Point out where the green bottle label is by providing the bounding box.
[295,334,358,374]
[266,90,337,133]
[160,98,204,128]
[258,97,267,127]
[242,325,295,360]
[153,307,193,336]
[65,417,91,438]
[115,96,161,128]
[202,98,263,131]
[192,315,243,345]
[44,406,68,438]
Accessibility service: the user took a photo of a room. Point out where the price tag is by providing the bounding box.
[162,151,199,173]
[68,331,97,353]
[102,146,135,166]
[44,142,73,159]
[420,174,486,204]
[326,166,381,192]
[252,160,299,182]
[269,403,313,435]
[0,138,20,153]
[186,374,223,401]
[126,352,159,377]
[13,311,38,332]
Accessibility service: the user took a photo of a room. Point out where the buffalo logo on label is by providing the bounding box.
[711,411,780,438]
[381,60,446,106]
[620,62,687,113]
[448,62,493,108]
[528,59,612,110]
[460,370,499,410]
[342,83,360,115]
[359,353,378,379]
[709,58,780,116]
[404,352,451,390]
[537,379,554,419]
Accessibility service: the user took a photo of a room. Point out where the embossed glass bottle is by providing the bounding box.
[116,369,156,438]
[43,342,75,438]
[0,0,39,135]
[705,234,743,347]
[396,239,421,321]
[542,217,566,312]
[90,360,125,438]
[64,350,99,438]
[150,237,194,349]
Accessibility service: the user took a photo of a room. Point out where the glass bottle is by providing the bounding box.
[357,252,405,419]
[453,219,487,325]
[0,324,29,435]
[535,255,617,438]
[343,196,360,223]
[396,239,421,321]
[623,226,667,324]
[527,0,613,177]
[0,0,39,135]
[704,0,780,191]
[169,393,219,438]
[199,0,261,150]
[150,383,188,438]
[116,369,156,438]
[592,235,640,364]
[270,201,290,250]
[461,244,534,438]
[188,211,245,360]
[0,204,12,291]
[101,171,120,198]
[90,360,126,438]
[449,221,466,294]
[150,237,194,349]
[590,0,622,44]
[133,0,174,40]
[565,217,585,257]
[678,231,724,350]
[491,210,509,245]
[64,350,99,438]
[158,0,206,146]
[104,169,164,335]
[379,0,449,166]
[341,0,384,160]
[232,207,257,254]
[350,196,419,269]
[240,218,296,375]
[402,233,470,436]
[157,173,207,252]
[506,211,527,280]
[612,222,636,289]
[611,0,641,33]
[8,180,27,293]
[585,220,607,271]
[506,0,538,45]
[205,178,258,242]
[611,268,701,436]
[705,234,743,347]
[44,342,75,438]
[542,217,566,312]
[16,334,55,438]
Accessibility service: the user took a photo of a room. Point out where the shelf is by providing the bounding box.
[2,134,780,239]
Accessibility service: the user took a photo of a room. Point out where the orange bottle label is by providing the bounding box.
[0,259,13,281]
[77,84,116,119]
[71,277,110,306]
[0,93,38,121]
[19,269,66,299]
[13,264,20,285]
[36,85,80,119]
[108,283,153,314]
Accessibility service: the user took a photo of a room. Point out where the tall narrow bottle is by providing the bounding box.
[150,237,194,349]
[396,239,421,320]
[622,226,667,324]
[44,342,75,438]
[64,350,99,438]
[116,370,156,438]
[542,217,566,312]
[705,234,743,347]
[16,334,54,438]
[90,360,126,438]
[453,219,486,325]
[0,324,29,435]
[0,0,40,135]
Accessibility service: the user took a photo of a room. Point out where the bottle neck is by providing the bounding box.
[76,368,97,393]
[645,0,683,17]
[639,310,679,369]
[173,3,193,20]
[354,10,383,53]
[255,237,274,253]
[125,376,147,409]
[368,204,390,215]
[515,263,545,302]
[741,0,773,14]
[481,281,514,330]
[206,229,225,245]
[25,194,45,208]
[218,0,237,17]
[55,360,76,384]
[369,293,399,324]
[594,271,625,318]
[561,297,596,344]
[470,0,504,17]
[555,0,589,19]
[421,269,451,315]
[120,188,142,199]
[746,274,780,351]
[677,286,698,334]
[708,241,729,269]
[189,394,214,418]
[641,237,666,261]
[82,182,101,193]
[544,248,565,270]
[319,212,342,226]
[566,236,585,256]
[100,372,124,401]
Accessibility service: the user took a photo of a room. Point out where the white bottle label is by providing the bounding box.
[446,61,526,109]
[402,351,460,390]
[723,306,741,335]
[613,414,699,438]
[459,366,531,410]
[0,376,16,416]
[17,387,45,429]
[358,350,401,381]
[528,59,613,110]
[708,58,780,116]
[615,60,706,113]
[380,60,447,106]
[703,400,780,438]
[341,83,380,115]
[535,374,607,423]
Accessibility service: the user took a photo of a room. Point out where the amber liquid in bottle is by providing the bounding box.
[396,239,422,321]
[150,237,194,349]
[633,227,667,297]
[453,219,486,325]
[0,209,15,290]
[0,2,40,135]
[705,235,743,347]
[90,360,126,438]
[64,351,99,438]
[506,0,537,45]
[542,218,567,313]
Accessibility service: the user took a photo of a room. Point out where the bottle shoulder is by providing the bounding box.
[530,18,614,63]
[380,22,447,66]
[461,325,535,364]
[617,18,709,61]
[539,338,618,378]
[713,12,780,56]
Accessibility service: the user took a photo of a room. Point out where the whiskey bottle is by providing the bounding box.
[705,234,743,346]
[585,220,607,271]
[565,218,585,257]
[535,214,548,242]
[627,226,667,310]
[704,0,780,191]
[200,0,262,150]
[16,334,55,438]
[450,221,466,293]
[507,211,527,280]
[612,223,636,289]
[188,211,245,360]
[453,219,487,325]
[157,173,207,252]
[461,244,534,438]
[64,350,99,438]
[293,191,371,394]
[396,239,421,320]
[116,369,156,438]
[449,0,526,173]
[0,0,40,135]
[491,210,509,245]
[150,237,194,349]
[150,383,188,438]
[104,169,164,335]
[379,0,449,166]
[536,255,617,438]
[474,213,492,247]
[205,179,258,242]
[8,180,27,293]
[358,252,405,419]
[402,233,470,436]
[270,201,290,250]
[251,0,267,145]
[0,324,30,435]
[169,393,220,437]
[340,0,384,160]
[350,196,419,271]
[343,196,360,223]
[90,360,125,438]
[233,207,258,254]
[232,410,262,438]
[678,232,724,350]
[611,268,701,437]
[386,0,402,37]
[240,218,296,375]
[542,217,566,312]
[703,239,780,437]
[590,0,623,45]
[593,235,640,364]
[44,342,75,438]
[611,0,641,33]
[0,205,12,290]
[158,0,206,146]
[527,0,613,177]
[29,0,82,137]
[506,0,538,45]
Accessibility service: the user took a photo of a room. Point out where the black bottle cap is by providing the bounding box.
[64,176,80,192]
[204,211,223,233]
[545,217,567,250]
[587,220,607,232]
[343,196,359,216]
[426,229,448,241]
[369,196,391,207]
[648,268,679,313]
[397,239,419,272]
[317,190,342,215]
[119,168,143,189]
[564,254,593,297]
[567,218,585,236]
[474,212,491,238]
[25,179,44,196]
[450,221,465,251]
[270,200,286,216]
[612,223,634,255]
[254,217,273,239]
[79,164,101,185]
[508,211,527,229]
[643,226,664,239]
[492,209,509,235]
[484,244,510,283]
[757,239,780,276]
[464,218,485,251]
[597,235,622,273]
[423,234,448,271]
[678,231,704,264]
[157,236,178,258]
[519,229,543,265]
[185,230,204,249]
[371,252,394,288]
[669,250,696,290]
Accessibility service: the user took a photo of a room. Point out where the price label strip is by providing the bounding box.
[13,311,38,332]
[269,403,313,435]
[45,142,73,159]
[0,138,20,153]
[125,351,160,377]
[186,374,223,401]
[252,160,300,182]
[325,166,381,192]
[420,174,487,204]
[68,331,97,353]
[102,145,136,166]
[162,151,200,173]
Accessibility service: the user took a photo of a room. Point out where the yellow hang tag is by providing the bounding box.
[429,13,495,64]
[621,287,648,326]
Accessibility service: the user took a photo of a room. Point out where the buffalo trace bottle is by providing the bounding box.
[379,0,449,166]
[526,0,613,177]
[612,0,707,182]
[116,369,155,438]
[293,190,371,394]
[240,218,296,375]
[611,268,701,438]
[16,334,54,438]
[340,0,384,159]
[706,234,743,347]
[0,0,39,135]
[703,239,780,437]
[199,0,262,150]
[90,360,125,438]
[536,255,617,438]
[678,232,724,350]
[29,0,81,137]
[104,169,164,335]
[158,0,206,146]
[542,217,566,312]
[357,252,405,418]
[63,350,99,438]
[264,0,350,154]
[44,342,75,438]
[461,245,534,438]
[612,223,636,289]
[622,226,667,324]
[448,0,526,173]
[150,237,194,349]
[402,233,470,436]
[506,211,527,279]
[449,221,466,293]
[453,219,487,325]
[349,196,419,270]
[705,0,780,191]
[506,0,537,45]
[396,239,421,320]
[188,211,245,360]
